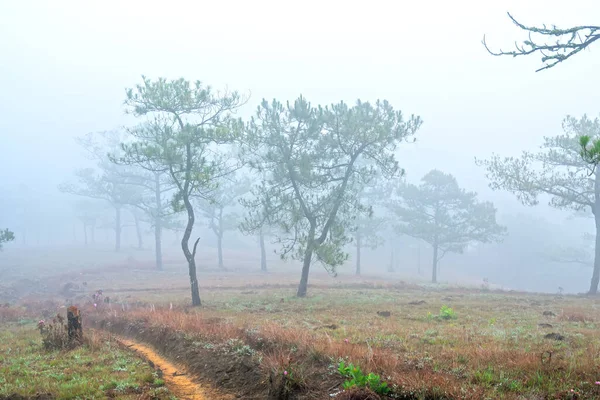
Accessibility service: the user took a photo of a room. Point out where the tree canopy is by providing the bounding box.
[118,76,247,306]
[476,114,600,294]
[389,169,506,283]
[242,96,422,296]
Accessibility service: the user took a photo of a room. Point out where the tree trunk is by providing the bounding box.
[432,242,438,284]
[590,170,600,294]
[133,212,143,249]
[154,173,163,271]
[217,208,225,269]
[297,226,316,297]
[115,206,121,252]
[355,234,361,275]
[217,234,224,269]
[591,214,600,294]
[417,243,421,275]
[259,229,267,272]
[83,222,88,246]
[182,193,201,306]
[67,306,83,346]
[155,223,163,271]
[388,249,395,272]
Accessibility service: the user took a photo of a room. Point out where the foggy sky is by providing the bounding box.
[1,1,600,284]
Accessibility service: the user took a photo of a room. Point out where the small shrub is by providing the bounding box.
[226,338,256,356]
[426,305,457,321]
[37,314,70,350]
[141,373,155,384]
[473,367,496,387]
[100,380,119,391]
[439,305,457,320]
[338,361,390,396]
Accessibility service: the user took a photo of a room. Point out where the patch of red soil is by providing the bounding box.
[87,314,450,400]
[90,317,270,399]
[116,337,229,400]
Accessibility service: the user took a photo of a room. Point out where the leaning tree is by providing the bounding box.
[118,76,246,306]
[483,12,599,72]
[242,96,422,297]
[389,169,506,283]
[476,114,600,294]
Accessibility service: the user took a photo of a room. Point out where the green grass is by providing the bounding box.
[0,323,173,399]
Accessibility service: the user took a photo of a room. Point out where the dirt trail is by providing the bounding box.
[118,337,232,400]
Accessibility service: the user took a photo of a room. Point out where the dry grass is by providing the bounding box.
[558,307,595,323]
[78,284,600,399]
[4,248,600,398]
[0,304,27,322]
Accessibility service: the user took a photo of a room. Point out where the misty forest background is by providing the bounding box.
[1,1,600,297]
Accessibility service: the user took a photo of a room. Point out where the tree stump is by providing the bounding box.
[67,306,83,345]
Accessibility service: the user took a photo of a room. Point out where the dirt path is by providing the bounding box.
[117,337,233,400]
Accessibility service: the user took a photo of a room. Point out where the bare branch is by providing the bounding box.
[191,237,201,259]
[483,12,600,72]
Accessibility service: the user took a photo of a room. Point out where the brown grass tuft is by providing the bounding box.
[336,387,382,400]
[558,307,594,323]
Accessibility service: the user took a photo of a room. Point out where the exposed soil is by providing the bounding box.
[87,313,449,400]
[116,336,231,400]
[89,317,272,399]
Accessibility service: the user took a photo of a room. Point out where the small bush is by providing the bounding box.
[338,361,390,396]
[428,305,457,321]
[439,305,457,320]
[37,314,71,350]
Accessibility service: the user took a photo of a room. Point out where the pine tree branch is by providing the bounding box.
[483,12,600,72]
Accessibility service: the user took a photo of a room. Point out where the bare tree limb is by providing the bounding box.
[483,12,600,72]
[191,237,201,259]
